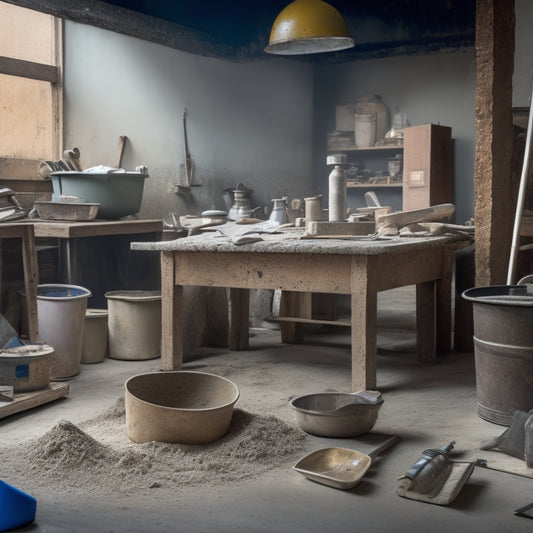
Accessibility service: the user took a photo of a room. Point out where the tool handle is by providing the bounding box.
[116,136,127,168]
[367,435,401,460]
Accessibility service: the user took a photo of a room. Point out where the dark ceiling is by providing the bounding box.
[100,0,475,61]
[8,0,476,62]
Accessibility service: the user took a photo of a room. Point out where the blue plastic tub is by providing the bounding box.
[0,480,37,531]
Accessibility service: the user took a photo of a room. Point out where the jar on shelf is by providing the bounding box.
[355,95,390,142]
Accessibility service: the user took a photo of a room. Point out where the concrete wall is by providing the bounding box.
[63,21,314,220]
[63,4,533,228]
[311,0,532,227]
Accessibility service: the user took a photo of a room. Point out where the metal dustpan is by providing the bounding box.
[293,435,400,490]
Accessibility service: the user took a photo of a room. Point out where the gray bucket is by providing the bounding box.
[462,285,533,425]
[37,284,92,380]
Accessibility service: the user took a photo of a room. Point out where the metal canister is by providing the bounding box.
[304,196,323,224]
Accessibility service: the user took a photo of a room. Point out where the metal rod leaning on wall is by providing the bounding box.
[508,84,533,285]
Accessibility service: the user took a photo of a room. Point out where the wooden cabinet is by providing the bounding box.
[402,124,453,211]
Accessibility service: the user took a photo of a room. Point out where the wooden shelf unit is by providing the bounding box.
[327,124,453,210]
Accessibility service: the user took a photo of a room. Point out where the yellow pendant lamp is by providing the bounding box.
[265,0,354,55]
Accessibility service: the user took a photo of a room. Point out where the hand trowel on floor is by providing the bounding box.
[396,441,475,505]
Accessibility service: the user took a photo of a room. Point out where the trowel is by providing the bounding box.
[396,441,475,505]
[176,108,201,197]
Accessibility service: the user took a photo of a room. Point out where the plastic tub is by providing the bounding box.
[105,290,161,360]
[81,309,108,364]
[0,479,37,531]
[125,371,240,444]
[49,171,148,219]
[37,284,92,380]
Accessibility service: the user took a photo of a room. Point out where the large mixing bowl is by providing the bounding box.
[125,371,240,444]
[290,390,383,438]
[49,171,148,219]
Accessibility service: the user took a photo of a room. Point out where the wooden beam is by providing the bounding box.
[0,56,58,83]
[474,0,515,286]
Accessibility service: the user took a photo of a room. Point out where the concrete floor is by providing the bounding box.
[1,287,532,532]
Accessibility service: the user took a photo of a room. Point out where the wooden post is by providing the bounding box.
[474,0,515,286]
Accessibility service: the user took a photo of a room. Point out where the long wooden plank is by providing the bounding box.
[0,157,42,180]
[32,219,163,238]
[175,251,353,293]
[0,383,68,419]
[266,315,351,327]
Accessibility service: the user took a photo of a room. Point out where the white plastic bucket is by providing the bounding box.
[105,290,161,360]
[81,309,108,364]
[37,284,92,380]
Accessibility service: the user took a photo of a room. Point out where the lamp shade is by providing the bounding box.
[265,0,354,55]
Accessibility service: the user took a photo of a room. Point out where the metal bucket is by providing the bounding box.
[462,285,533,425]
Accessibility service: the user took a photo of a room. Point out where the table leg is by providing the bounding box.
[161,252,182,370]
[229,288,250,350]
[436,250,453,354]
[21,226,39,342]
[350,256,378,391]
[416,281,436,362]
[415,249,454,361]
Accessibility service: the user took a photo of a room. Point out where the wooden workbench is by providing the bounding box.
[132,229,472,391]
[31,218,163,286]
[3,218,162,310]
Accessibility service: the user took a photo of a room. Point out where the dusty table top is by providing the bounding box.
[131,224,473,256]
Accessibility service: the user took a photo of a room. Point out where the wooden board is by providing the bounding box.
[32,219,163,238]
[306,220,375,236]
[0,383,68,419]
[0,157,43,180]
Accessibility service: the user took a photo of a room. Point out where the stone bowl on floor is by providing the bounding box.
[290,390,383,438]
[125,371,240,444]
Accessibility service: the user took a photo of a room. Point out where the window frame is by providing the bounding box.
[0,12,63,160]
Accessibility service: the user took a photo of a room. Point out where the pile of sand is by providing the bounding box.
[2,398,307,494]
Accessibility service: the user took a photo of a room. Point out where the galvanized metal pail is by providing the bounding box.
[462,285,533,426]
